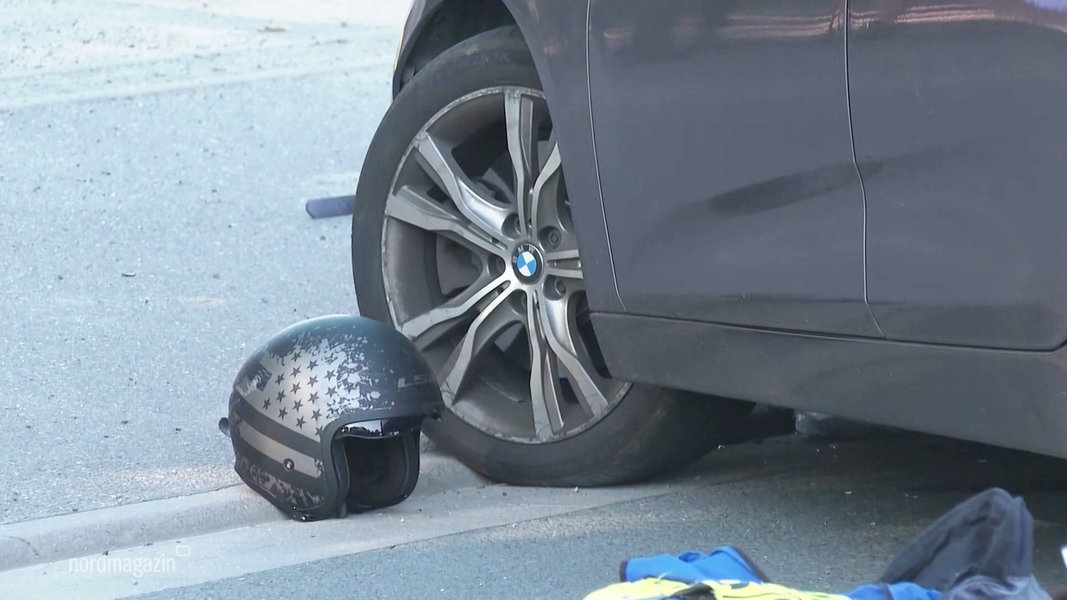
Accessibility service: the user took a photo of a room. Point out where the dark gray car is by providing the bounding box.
[352,0,1067,485]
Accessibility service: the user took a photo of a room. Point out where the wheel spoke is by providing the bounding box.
[527,291,565,439]
[537,292,609,417]
[414,133,513,243]
[386,186,507,258]
[544,247,583,280]
[439,285,521,405]
[544,248,579,261]
[399,273,511,349]
[529,142,561,234]
[505,90,537,236]
[544,262,583,280]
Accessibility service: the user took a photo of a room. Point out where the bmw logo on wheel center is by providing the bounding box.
[513,243,543,283]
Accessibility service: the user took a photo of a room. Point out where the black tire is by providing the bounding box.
[353,27,752,486]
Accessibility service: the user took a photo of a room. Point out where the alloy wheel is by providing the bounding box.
[379,87,629,444]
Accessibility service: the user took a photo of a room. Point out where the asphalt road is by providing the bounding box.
[5,434,1066,598]
[0,0,403,524]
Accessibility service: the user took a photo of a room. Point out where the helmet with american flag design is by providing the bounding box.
[220,315,442,521]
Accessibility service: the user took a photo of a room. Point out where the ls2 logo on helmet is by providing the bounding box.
[398,373,436,390]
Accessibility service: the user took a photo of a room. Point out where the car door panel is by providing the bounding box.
[587,0,878,337]
[849,0,1067,349]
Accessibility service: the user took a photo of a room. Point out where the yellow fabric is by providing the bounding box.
[584,578,851,600]
[583,578,692,600]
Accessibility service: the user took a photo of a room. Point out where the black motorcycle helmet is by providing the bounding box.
[220,315,442,521]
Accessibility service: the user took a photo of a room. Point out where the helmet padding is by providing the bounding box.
[336,430,420,514]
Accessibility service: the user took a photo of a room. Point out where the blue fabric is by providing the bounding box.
[623,546,941,600]
[623,546,763,585]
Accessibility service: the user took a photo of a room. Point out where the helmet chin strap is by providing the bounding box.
[217,417,231,438]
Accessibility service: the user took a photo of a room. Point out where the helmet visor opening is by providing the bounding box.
[338,432,419,513]
[339,416,424,439]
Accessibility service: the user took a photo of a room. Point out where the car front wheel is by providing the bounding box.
[352,27,752,485]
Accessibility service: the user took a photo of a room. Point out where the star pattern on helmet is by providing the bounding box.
[247,335,405,443]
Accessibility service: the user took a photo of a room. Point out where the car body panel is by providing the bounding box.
[586,0,880,337]
[849,0,1067,349]
[593,312,1067,459]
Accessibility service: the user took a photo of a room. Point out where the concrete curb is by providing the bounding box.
[0,484,281,572]
[0,452,485,572]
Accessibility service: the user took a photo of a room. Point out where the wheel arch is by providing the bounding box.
[394,0,519,97]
